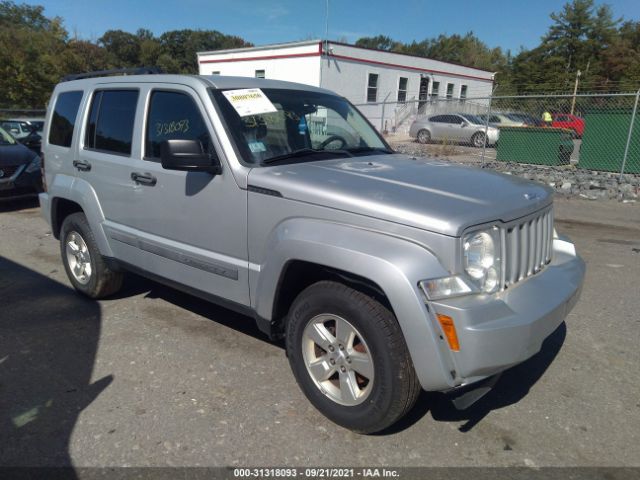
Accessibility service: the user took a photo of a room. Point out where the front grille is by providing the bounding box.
[0,165,23,179]
[504,208,554,287]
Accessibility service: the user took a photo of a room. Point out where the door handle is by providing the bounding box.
[73,160,91,171]
[131,172,157,186]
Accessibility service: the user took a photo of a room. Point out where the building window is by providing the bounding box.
[211,71,220,75]
[460,85,468,102]
[397,77,408,103]
[431,81,440,98]
[367,73,378,103]
[446,83,454,99]
[255,70,265,79]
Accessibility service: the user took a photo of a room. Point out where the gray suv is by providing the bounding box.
[40,71,585,433]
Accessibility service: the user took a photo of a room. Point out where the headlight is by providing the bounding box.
[463,227,502,293]
[24,156,41,173]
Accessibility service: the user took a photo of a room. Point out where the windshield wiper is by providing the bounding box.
[344,146,394,154]
[262,148,352,165]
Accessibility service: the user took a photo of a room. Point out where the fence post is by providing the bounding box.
[481,84,498,166]
[380,92,390,133]
[620,89,640,180]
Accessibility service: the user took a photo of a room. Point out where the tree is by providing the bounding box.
[98,30,142,67]
[355,35,401,51]
[158,29,251,73]
[354,32,509,80]
[0,1,67,107]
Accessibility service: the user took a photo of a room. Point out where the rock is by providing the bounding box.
[561,181,572,190]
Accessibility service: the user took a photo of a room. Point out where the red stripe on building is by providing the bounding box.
[199,46,492,82]
[199,51,320,64]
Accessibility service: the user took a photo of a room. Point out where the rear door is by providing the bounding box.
[118,85,250,305]
[75,87,142,237]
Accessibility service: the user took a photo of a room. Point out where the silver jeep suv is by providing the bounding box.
[40,71,585,433]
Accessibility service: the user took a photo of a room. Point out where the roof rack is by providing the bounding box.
[61,67,164,82]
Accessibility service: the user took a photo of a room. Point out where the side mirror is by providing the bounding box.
[160,139,222,175]
[461,121,467,127]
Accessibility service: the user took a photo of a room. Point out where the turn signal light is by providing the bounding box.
[437,314,460,351]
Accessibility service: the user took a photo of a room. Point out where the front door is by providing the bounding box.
[129,86,249,305]
[418,76,430,111]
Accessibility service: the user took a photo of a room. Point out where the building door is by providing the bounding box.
[418,76,430,111]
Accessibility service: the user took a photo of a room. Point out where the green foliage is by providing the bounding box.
[355,32,508,74]
[0,1,67,107]
[2,0,639,108]
[355,35,401,52]
[356,0,640,95]
[0,1,252,108]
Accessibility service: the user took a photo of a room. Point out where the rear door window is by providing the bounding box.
[85,90,139,155]
[145,90,212,160]
[49,91,83,147]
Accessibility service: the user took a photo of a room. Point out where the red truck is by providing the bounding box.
[552,113,585,138]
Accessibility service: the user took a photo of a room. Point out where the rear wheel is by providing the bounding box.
[286,281,420,433]
[417,129,431,144]
[471,132,486,148]
[60,212,123,298]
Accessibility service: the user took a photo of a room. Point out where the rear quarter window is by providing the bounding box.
[49,91,83,147]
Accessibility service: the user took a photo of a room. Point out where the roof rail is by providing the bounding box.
[61,67,164,82]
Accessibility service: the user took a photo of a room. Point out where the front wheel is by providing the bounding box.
[286,281,420,433]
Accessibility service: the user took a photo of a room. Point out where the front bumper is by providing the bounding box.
[430,237,585,383]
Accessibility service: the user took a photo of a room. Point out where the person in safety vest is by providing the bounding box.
[542,110,553,126]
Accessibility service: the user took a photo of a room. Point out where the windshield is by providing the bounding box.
[210,88,390,165]
[461,114,484,125]
[0,126,17,145]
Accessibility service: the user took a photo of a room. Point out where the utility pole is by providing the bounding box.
[570,69,581,115]
[320,0,329,88]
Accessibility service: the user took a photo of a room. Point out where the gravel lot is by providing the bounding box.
[387,137,640,202]
[1,197,639,468]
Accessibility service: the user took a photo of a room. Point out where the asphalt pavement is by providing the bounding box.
[0,197,639,468]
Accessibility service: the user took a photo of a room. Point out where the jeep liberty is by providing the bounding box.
[40,71,585,433]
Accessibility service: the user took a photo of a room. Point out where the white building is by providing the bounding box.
[198,40,495,132]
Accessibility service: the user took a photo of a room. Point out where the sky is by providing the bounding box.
[24,0,640,53]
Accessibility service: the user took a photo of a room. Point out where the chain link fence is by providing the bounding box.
[356,91,640,179]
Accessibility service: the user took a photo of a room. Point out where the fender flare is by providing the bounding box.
[254,218,456,390]
[48,174,113,257]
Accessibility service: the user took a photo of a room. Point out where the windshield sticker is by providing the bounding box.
[222,88,277,117]
[248,141,267,153]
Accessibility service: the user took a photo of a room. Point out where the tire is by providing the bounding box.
[471,132,486,148]
[60,212,123,299]
[417,129,431,144]
[286,281,420,434]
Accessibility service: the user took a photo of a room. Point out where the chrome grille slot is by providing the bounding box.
[504,208,553,288]
[0,165,22,179]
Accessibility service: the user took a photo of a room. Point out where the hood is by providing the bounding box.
[247,154,553,237]
[0,143,37,166]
